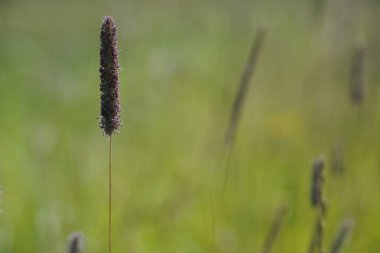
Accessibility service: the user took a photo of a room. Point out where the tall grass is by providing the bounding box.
[99,16,122,253]
[1,1,379,252]
[261,205,288,253]
[223,28,267,190]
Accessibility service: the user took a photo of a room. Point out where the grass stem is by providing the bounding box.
[261,205,288,253]
[109,135,112,253]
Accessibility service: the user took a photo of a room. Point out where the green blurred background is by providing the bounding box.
[0,0,380,252]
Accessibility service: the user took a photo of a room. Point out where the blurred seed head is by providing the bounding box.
[311,156,325,209]
[330,218,354,253]
[350,45,366,105]
[67,232,85,253]
[311,0,326,17]
[99,16,122,136]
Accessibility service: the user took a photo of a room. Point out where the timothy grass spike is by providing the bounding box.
[329,218,354,253]
[310,156,325,210]
[100,16,122,136]
[308,156,327,253]
[99,15,122,253]
[67,232,85,253]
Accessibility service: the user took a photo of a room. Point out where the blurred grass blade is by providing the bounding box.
[224,28,266,151]
[350,45,366,105]
[261,205,288,253]
[329,218,354,253]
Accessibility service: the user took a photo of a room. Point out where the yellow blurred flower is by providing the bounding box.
[267,112,301,140]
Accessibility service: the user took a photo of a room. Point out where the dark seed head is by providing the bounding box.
[330,218,354,253]
[99,16,122,136]
[310,156,325,209]
[67,232,84,253]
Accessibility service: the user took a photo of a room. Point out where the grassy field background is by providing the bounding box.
[0,0,380,252]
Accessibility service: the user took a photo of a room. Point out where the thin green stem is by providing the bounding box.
[316,209,325,253]
[109,135,112,253]
[261,205,288,253]
[308,202,326,253]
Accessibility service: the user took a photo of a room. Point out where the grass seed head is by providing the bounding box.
[330,218,354,253]
[67,232,85,253]
[311,156,325,209]
[99,16,122,136]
